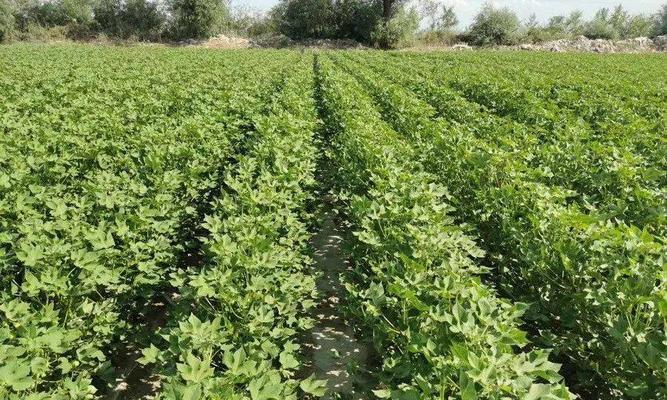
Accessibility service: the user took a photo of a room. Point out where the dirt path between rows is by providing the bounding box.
[305,207,373,399]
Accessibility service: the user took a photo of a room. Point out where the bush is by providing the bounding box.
[623,14,654,38]
[34,1,70,27]
[226,6,278,38]
[584,20,617,39]
[332,0,380,43]
[123,0,165,40]
[520,14,553,44]
[581,6,654,40]
[169,0,229,40]
[12,23,69,41]
[270,0,418,47]
[94,0,165,40]
[65,21,96,40]
[0,0,14,42]
[416,29,458,46]
[467,3,520,46]
[370,6,418,48]
[60,0,94,25]
[655,4,667,36]
[275,0,335,39]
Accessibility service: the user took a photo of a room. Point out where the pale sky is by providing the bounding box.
[233,0,664,28]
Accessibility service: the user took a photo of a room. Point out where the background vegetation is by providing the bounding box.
[0,0,666,47]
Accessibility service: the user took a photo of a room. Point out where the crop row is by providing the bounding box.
[140,54,324,400]
[332,53,666,398]
[316,55,573,399]
[396,52,667,181]
[0,47,299,398]
[371,53,666,232]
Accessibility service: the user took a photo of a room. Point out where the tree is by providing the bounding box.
[0,0,14,41]
[270,0,402,43]
[564,10,584,36]
[333,0,381,43]
[522,13,551,43]
[93,0,123,36]
[122,0,165,39]
[60,0,94,24]
[274,0,335,39]
[95,0,166,40]
[546,15,566,35]
[371,4,418,48]
[419,0,456,32]
[439,5,457,30]
[623,14,654,38]
[584,7,617,39]
[169,0,229,39]
[655,4,667,35]
[419,0,439,31]
[467,2,520,46]
[609,4,629,36]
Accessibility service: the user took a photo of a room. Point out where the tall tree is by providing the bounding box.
[0,0,13,41]
[655,3,667,35]
[169,0,229,39]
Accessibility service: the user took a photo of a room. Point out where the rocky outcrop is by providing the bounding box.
[512,35,666,53]
[451,43,473,50]
[654,35,667,51]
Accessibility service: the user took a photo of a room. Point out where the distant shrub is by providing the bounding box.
[272,0,380,43]
[623,14,654,38]
[0,0,14,42]
[94,0,166,41]
[579,8,613,39]
[275,0,335,39]
[169,0,230,40]
[371,6,419,48]
[655,4,667,35]
[12,23,68,41]
[416,30,458,46]
[467,3,520,46]
[582,6,654,40]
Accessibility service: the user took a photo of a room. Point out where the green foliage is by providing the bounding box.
[275,0,336,39]
[467,2,520,46]
[142,54,320,399]
[420,0,457,32]
[343,50,667,398]
[317,54,575,398]
[168,0,229,39]
[579,5,655,40]
[521,5,658,44]
[1,42,665,400]
[584,7,618,39]
[370,6,419,48]
[94,0,166,41]
[272,0,382,44]
[0,0,13,41]
[0,46,316,399]
[655,4,667,35]
[271,0,421,47]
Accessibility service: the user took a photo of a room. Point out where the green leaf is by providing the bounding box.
[137,344,160,365]
[0,361,34,391]
[372,389,391,398]
[176,353,213,383]
[279,350,300,370]
[223,348,246,376]
[300,374,327,397]
[526,383,553,400]
[459,372,477,400]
